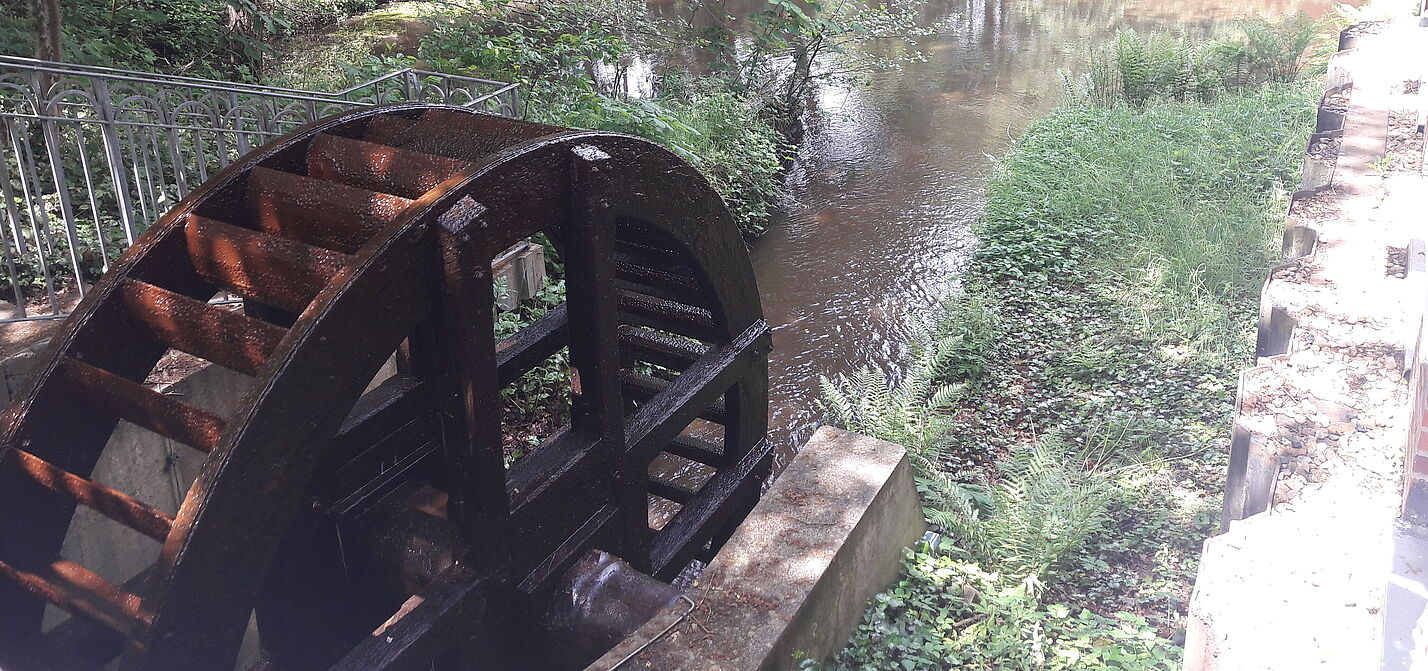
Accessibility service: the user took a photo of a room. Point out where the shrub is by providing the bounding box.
[808,546,1181,671]
[820,31,1314,666]
[1075,14,1323,106]
[409,0,786,237]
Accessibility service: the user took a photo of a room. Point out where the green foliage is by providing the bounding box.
[417,0,639,97]
[495,277,570,415]
[977,84,1311,355]
[1074,15,1322,106]
[807,546,1181,671]
[274,0,380,34]
[0,0,296,79]
[960,441,1121,584]
[0,0,401,79]
[818,324,964,459]
[696,0,922,124]
[545,89,787,237]
[406,0,786,237]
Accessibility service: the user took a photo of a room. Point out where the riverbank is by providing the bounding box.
[815,81,1315,668]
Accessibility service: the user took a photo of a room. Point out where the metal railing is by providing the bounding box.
[0,55,519,323]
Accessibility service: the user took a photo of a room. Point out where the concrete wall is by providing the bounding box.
[585,427,925,671]
[1401,240,1428,524]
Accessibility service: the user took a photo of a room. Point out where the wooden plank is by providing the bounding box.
[328,569,487,671]
[617,289,715,341]
[517,506,616,594]
[648,472,699,505]
[0,560,150,638]
[663,435,723,467]
[4,449,174,542]
[431,198,509,566]
[566,145,643,567]
[56,358,225,453]
[325,415,440,507]
[382,108,565,163]
[360,113,419,145]
[624,321,770,463]
[613,260,708,307]
[245,166,412,254]
[117,278,286,376]
[185,214,350,314]
[649,442,772,581]
[47,565,155,665]
[619,325,705,370]
[495,304,568,386]
[307,133,471,200]
[622,371,728,424]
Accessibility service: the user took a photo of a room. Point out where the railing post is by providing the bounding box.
[0,128,29,316]
[231,91,251,156]
[93,78,139,246]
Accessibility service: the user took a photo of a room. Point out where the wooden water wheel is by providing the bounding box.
[0,104,771,670]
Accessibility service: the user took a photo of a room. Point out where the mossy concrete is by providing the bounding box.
[585,426,925,671]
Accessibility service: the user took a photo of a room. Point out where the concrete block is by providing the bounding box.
[585,426,925,671]
[493,241,546,311]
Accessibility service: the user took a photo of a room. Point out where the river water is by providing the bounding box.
[738,0,1337,466]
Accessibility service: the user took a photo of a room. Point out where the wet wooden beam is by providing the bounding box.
[117,278,286,376]
[495,304,568,386]
[185,214,350,314]
[56,358,225,453]
[625,320,769,464]
[0,560,150,638]
[244,166,411,254]
[649,442,771,581]
[3,449,173,542]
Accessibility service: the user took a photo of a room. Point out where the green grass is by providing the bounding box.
[815,82,1314,670]
[263,2,461,89]
[979,85,1308,360]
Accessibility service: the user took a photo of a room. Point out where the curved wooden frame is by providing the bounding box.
[0,103,770,671]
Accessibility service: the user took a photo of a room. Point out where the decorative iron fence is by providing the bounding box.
[0,55,519,323]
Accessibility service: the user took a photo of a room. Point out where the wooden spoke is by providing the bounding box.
[0,559,151,638]
[185,214,350,313]
[3,449,174,542]
[56,358,225,453]
[244,166,411,253]
[307,134,472,199]
[117,278,286,376]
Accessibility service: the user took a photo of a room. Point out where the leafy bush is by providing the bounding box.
[808,546,1181,671]
[1074,15,1322,106]
[409,0,786,237]
[546,90,786,237]
[273,0,380,34]
[0,0,285,79]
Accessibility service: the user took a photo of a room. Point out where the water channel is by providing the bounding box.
[727,0,1338,467]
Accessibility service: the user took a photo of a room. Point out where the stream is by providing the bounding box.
[734,0,1338,469]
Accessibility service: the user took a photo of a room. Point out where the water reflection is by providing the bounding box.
[741,0,1337,467]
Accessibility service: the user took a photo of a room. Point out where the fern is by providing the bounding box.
[1083,14,1321,106]
[818,310,1132,590]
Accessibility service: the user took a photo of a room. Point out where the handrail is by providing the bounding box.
[0,55,512,100]
[0,55,517,110]
[0,57,519,322]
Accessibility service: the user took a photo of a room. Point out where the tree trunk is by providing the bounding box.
[31,0,64,63]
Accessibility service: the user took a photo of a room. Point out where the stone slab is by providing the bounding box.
[584,426,925,671]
